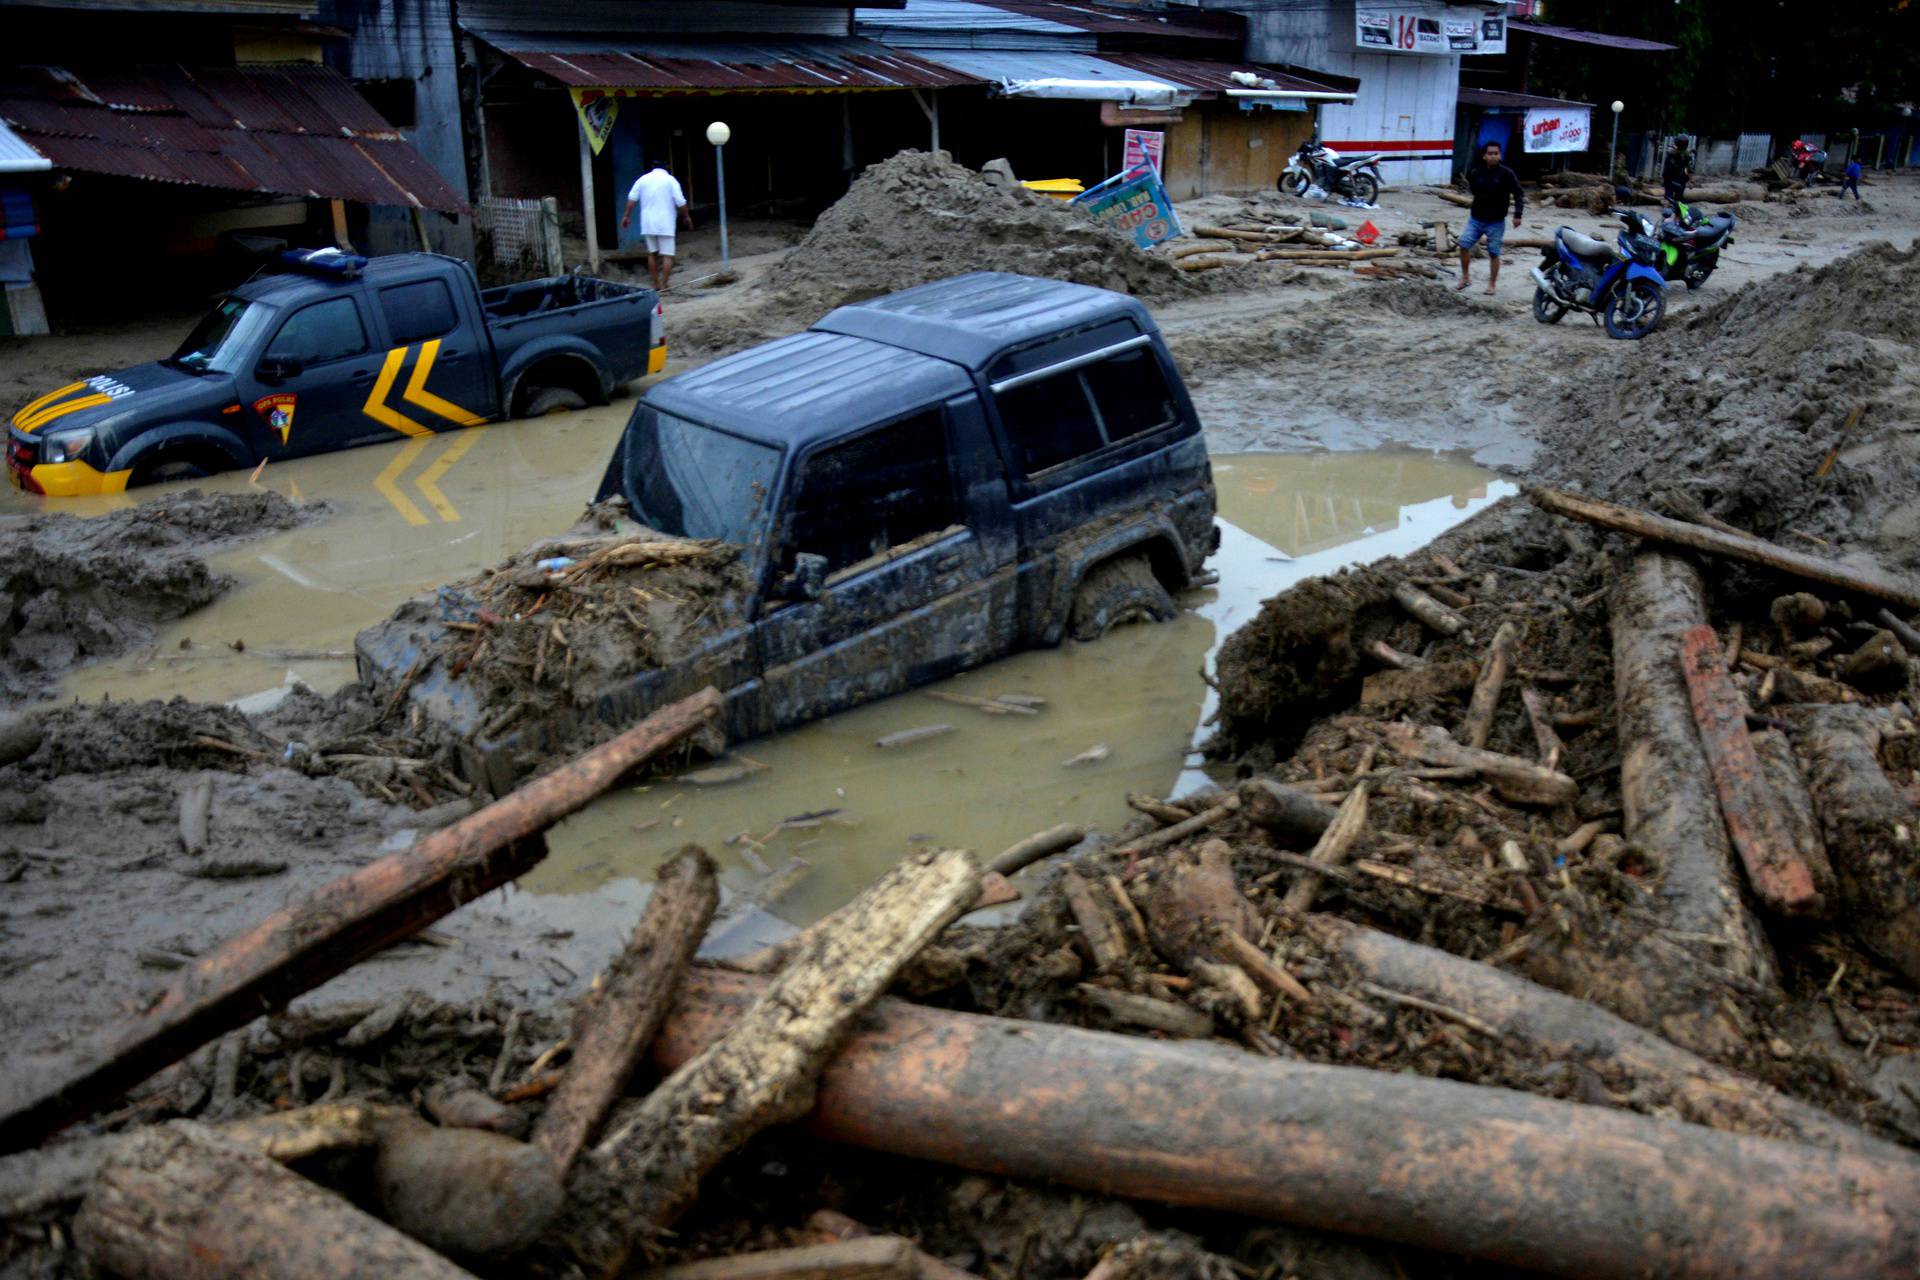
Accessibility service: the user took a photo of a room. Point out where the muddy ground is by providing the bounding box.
[4,160,1920,1278]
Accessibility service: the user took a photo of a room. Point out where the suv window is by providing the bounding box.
[788,412,961,577]
[380,279,459,346]
[995,347,1178,478]
[267,298,369,365]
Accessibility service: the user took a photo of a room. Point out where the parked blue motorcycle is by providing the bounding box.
[1530,210,1667,340]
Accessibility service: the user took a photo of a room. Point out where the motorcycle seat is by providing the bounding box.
[1558,229,1614,260]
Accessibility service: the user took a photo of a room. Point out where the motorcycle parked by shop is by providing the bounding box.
[1658,202,1736,289]
[1279,138,1384,205]
[1530,209,1668,340]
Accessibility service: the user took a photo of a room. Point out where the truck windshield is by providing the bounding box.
[170,297,276,374]
[622,408,782,547]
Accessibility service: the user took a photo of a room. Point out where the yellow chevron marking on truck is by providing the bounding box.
[18,392,112,433]
[12,381,86,430]
[402,340,485,427]
[362,347,434,439]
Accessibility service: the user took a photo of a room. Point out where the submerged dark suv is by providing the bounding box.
[360,272,1218,788]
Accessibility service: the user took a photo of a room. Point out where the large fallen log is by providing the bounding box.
[531,846,719,1176]
[1532,554,1775,1057]
[0,687,726,1154]
[1677,624,1828,917]
[1530,486,1920,609]
[542,848,981,1279]
[654,969,1920,1280]
[1787,704,1920,983]
[74,1121,482,1280]
[1306,916,1902,1159]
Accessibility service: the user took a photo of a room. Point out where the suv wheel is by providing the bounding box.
[1069,554,1175,642]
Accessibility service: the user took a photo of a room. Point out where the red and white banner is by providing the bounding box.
[1523,106,1593,153]
[1122,129,1164,175]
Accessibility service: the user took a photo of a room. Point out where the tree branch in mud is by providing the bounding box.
[1382,723,1576,806]
[650,969,1920,1280]
[1529,486,1920,609]
[1457,621,1518,749]
[0,687,726,1155]
[537,848,981,1279]
[530,847,719,1177]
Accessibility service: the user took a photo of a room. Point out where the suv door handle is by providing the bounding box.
[933,551,965,573]
[349,370,374,384]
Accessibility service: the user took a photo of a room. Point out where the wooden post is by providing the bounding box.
[328,198,354,253]
[578,117,600,274]
[652,970,1920,1280]
[75,1122,481,1280]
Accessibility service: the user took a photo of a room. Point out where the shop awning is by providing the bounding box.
[1098,53,1357,101]
[470,32,980,92]
[902,47,1355,105]
[0,64,465,210]
[1458,87,1594,111]
[1508,22,1676,52]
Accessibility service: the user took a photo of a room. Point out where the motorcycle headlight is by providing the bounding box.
[40,428,93,464]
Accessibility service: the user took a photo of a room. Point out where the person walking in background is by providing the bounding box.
[1842,155,1863,199]
[1457,141,1524,296]
[621,165,693,293]
[1662,137,1692,210]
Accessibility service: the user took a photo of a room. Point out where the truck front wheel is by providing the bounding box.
[131,448,226,487]
[1069,554,1175,642]
[522,387,588,418]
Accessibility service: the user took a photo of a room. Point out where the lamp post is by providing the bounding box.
[706,120,731,273]
[1610,100,1625,182]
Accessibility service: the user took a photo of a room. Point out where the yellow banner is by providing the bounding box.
[571,89,620,155]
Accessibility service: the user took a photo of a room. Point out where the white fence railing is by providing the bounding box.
[473,196,562,278]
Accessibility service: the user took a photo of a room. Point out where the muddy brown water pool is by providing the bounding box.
[4,410,1511,954]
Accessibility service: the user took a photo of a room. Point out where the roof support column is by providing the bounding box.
[910,88,940,154]
[577,115,600,274]
[841,94,855,173]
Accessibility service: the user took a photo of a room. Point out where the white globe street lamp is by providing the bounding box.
[707,121,732,272]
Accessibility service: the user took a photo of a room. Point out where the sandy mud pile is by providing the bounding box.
[1533,239,1920,553]
[0,491,311,700]
[675,151,1206,360]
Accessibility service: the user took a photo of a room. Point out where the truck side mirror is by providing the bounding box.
[256,355,302,383]
[778,552,828,602]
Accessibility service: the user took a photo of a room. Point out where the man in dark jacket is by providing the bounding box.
[1662,138,1692,209]
[1457,141,1524,294]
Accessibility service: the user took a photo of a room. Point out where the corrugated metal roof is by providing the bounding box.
[901,47,1168,89]
[1509,22,1676,52]
[475,32,980,91]
[0,119,49,173]
[974,1,1240,43]
[0,64,465,210]
[1098,53,1358,98]
[1458,86,1593,111]
[856,1,1085,37]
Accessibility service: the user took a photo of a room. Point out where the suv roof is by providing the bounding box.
[812,272,1153,372]
[645,329,971,447]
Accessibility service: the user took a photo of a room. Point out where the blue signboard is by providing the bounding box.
[1071,162,1182,250]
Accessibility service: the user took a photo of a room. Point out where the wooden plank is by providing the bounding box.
[1677,625,1824,916]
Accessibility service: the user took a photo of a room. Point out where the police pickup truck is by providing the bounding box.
[7,250,663,496]
[359,272,1219,789]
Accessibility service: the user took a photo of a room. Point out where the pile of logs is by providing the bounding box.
[7,490,1920,1279]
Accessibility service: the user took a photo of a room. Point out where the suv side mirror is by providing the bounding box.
[778,552,828,602]
[256,355,302,383]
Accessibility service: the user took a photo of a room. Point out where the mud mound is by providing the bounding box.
[0,490,316,701]
[768,151,1200,314]
[1532,240,1920,551]
[383,502,751,742]
[1338,277,1498,320]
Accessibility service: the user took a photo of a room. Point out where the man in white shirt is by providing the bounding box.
[620,166,692,291]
